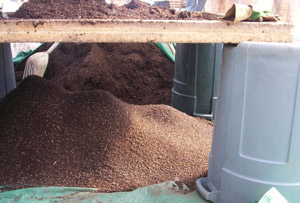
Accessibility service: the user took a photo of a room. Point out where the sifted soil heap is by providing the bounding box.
[0,76,213,191]
[10,0,215,20]
[15,43,174,105]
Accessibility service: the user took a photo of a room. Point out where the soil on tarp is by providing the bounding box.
[15,43,174,105]
[0,76,213,192]
[10,0,216,20]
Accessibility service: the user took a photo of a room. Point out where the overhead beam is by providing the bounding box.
[0,19,293,43]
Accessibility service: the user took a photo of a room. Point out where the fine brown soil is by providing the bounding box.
[2,0,214,193]
[15,43,174,105]
[0,76,213,192]
[10,0,217,20]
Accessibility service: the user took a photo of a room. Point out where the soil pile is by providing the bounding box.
[11,0,211,20]
[15,43,174,105]
[0,76,213,192]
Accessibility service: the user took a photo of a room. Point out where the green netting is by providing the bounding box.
[0,181,209,203]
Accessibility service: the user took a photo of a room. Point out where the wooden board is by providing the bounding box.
[0,19,293,43]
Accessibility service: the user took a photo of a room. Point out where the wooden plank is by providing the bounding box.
[0,19,293,43]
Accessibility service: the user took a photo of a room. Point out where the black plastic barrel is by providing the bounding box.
[171,43,223,120]
[0,43,16,98]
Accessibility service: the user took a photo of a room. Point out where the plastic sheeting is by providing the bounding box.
[0,181,209,203]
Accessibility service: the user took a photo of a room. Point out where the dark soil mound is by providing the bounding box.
[15,43,174,105]
[11,0,208,20]
[0,76,213,191]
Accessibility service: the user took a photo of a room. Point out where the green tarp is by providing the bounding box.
[0,181,209,203]
[254,187,289,203]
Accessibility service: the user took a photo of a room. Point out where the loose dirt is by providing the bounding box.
[0,76,213,192]
[11,0,216,20]
[15,43,174,105]
[3,0,214,193]
[11,0,217,106]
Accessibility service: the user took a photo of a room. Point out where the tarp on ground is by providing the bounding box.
[0,181,209,203]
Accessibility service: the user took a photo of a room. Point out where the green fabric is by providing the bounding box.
[0,181,208,203]
[13,43,46,68]
[250,10,274,21]
[155,43,175,63]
